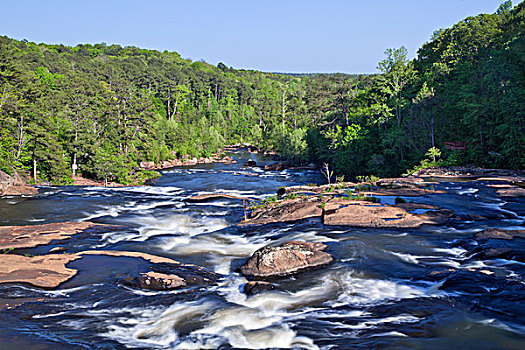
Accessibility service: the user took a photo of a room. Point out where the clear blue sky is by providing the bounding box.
[1,0,513,73]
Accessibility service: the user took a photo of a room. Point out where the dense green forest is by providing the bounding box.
[0,1,523,184]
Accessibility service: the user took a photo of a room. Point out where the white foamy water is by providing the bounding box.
[86,185,184,196]
[81,200,182,221]
[457,187,479,195]
[100,212,229,245]
[163,232,269,274]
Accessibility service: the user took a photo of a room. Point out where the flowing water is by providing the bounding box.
[0,150,524,349]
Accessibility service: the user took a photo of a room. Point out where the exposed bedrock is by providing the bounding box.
[0,221,119,250]
[241,196,454,228]
[0,250,219,290]
[0,170,37,197]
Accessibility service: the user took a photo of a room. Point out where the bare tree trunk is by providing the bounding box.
[167,87,171,121]
[430,109,435,149]
[281,90,286,136]
[72,128,78,178]
[15,115,25,161]
[33,156,37,184]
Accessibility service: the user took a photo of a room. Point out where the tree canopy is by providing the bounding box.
[0,1,523,183]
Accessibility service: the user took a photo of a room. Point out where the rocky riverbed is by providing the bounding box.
[0,154,524,349]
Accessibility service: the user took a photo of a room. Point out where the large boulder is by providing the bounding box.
[0,170,37,196]
[240,241,333,279]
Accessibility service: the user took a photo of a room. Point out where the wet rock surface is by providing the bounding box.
[0,221,118,250]
[495,186,525,198]
[240,241,333,279]
[243,281,276,295]
[120,262,218,291]
[455,228,525,263]
[475,228,525,240]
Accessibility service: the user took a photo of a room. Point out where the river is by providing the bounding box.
[0,149,524,349]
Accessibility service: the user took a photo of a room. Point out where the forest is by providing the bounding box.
[0,1,523,185]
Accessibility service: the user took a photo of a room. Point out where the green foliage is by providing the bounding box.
[0,2,523,185]
[404,147,443,176]
[356,175,379,183]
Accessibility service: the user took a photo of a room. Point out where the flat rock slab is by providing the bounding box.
[241,241,333,279]
[186,193,248,202]
[0,253,81,288]
[240,199,322,226]
[0,221,118,250]
[323,200,454,228]
[0,250,218,289]
[495,187,525,198]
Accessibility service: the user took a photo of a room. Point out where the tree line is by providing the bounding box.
[0,1,523,184]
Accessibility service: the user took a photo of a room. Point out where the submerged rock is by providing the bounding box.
[465,228,525,262]
[240,241,333,279]
[243,281,276,295]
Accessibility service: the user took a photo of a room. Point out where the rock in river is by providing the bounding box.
[0,221,118,250]
[241,241,333,279]
[264,161,291,171]
[243,281,276,295]
[0,250,219,290]
[244,159,257,167]
[0,170,37,196]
